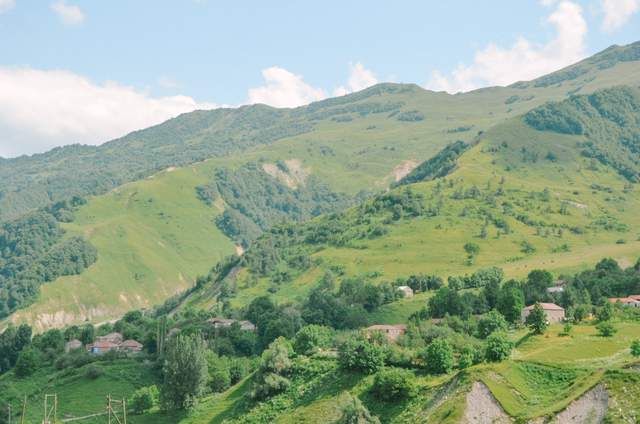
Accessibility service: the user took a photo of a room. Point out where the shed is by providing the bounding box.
[65,339,83,353]
[521,302,565,324]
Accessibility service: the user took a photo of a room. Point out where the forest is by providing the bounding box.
[525,86,640,182]
[0,199,97,317]
[197,161,366,247]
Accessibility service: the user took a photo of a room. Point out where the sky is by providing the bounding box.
[0,0,639,158]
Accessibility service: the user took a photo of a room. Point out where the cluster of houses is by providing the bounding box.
[65,332,143,355]
[608,295,640,307]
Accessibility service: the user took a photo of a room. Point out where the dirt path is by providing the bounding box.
[463,382,511,424]
[553,384,608,424]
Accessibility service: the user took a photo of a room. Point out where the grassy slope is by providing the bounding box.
[145,322,640,423]
[0,359,159,424]
[190,116,640,316]
[6,49,640,330]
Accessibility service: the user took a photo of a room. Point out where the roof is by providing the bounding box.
[120,339,143,348]
[397,286,413,291]
[523,302,564,311]
[208,317,236,325]
[91,341,118,349]
[66,339,82,346]
[628,295,640,301]
[609,297,640,304]
[366,324,407,331]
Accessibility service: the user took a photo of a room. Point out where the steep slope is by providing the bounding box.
[183,86,640,313]
[4,42,640,330]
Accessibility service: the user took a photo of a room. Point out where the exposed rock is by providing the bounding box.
[464,381,512,424]
[553,384,608,424]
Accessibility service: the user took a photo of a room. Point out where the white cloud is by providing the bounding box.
[0,67,216,157]
[50,0,85,25]
[0,0,15,14]
[157,75,181,90]
[247,67,326,108]
[426,1,587,93]
[334,62,378,96]
[601,0,639,31]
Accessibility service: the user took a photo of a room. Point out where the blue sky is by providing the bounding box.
[0,0,639,157]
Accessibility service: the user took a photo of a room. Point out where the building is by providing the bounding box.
[88,341,119,355]
[95,332,124,344]
[608,297,640,307]
[546,286,564,294]
[521,303,565,324]
[208,317,256,331]
[364,324,407,342]
[397,286,414,298]
[65,339,83,353]
[119,339,144,353]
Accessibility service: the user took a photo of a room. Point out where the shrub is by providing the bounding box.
[371,367,417,401]
[338,393,380,424]
[14,348,40,378]
[422,339,454,374]
[631,340,640,357]
[596,321,617,337]
[458,345,475,369]
[485,331,513,362]
[293,325,333,355]
[130,385,159,414]
[84,364,104,380]
[338,334,387,374]
[477,310,508,339]
[252,337,293,400]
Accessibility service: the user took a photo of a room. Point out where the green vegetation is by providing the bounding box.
[0,200,96,317]
[205,161,361,247]
[525,86,640,181]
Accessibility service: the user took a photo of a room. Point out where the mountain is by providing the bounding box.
[3,42,640,331]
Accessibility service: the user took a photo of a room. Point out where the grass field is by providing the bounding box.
[5,46,640,331]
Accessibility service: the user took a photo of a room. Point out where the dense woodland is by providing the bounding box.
[0,198,97,317]
[395,140,469,186]
[197,162,365,247]
[525,86,640,181]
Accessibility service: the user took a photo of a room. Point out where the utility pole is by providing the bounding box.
[106,394,127,424]
[42,394,57,424]
[20,396,26,424]
[7,404,11,424]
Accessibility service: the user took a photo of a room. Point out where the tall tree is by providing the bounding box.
[161,333,208,411]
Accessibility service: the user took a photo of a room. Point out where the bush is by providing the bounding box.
[485,331,512,362]
[252,337,293,400]
[525,303,549,335]
[596,321,617,337]
[477,310,508,339]
[293,325,333,355]
[422,339,454,374]
[631,340,640,357]
[371,367,417,401]
[14,348,40,378]
[130,385,159,414]
[338,334,387,374]
[338,393,380,424]
[458,345,475,369]
[84,364,104,379]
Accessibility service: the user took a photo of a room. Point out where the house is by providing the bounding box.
[364,324,407,342]
[96,332,123,344]
[521,303,565,324]
[88,341,119,355]
[546,286,564,294]
[239,320,256,331]
[397,286,414,298]
[608,297,640,307]
[208,317,256,331]
[65,339,83,353]
[119,339,143,353]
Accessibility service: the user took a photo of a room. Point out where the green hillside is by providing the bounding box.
[181,86,640,315]
[4,42,640,331]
